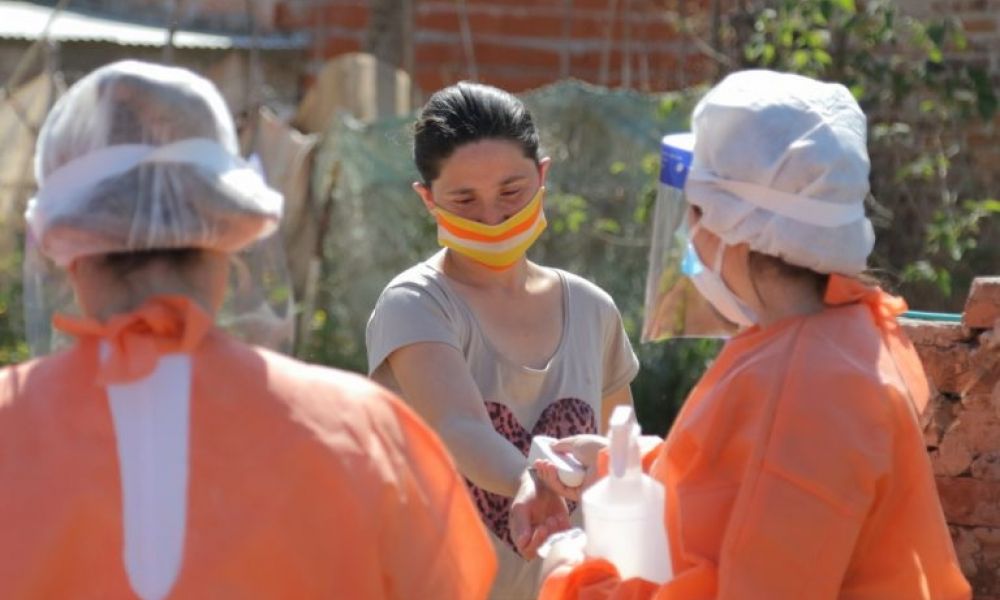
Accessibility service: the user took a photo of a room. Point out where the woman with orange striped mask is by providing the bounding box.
[366,82,640,599]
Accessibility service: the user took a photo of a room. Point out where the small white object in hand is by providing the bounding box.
[529,435,587,487]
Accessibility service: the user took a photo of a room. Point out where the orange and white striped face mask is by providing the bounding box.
[433,187,547,271]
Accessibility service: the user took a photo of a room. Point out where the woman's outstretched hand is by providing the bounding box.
[510,470,571,559]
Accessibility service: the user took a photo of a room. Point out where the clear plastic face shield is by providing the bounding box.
[22,61,295,355]
[641,133,737,342]
[207,152,295,355]
[23,227,296,357]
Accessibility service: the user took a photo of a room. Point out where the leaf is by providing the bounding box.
[792,49,812,69]
[818,0,833,22]
[658,97,678,118]
[925,22,946,46]
[566,209,588,233]
[953,30,968,51]
[595,218,622,234]
[762,44,777,64]
[902,260,936,282]
[806,30,830,48]
[965,199,1000,214]
[969,67,999,120]
[833,0,857,14]
[935,268,953,296]
[641,153,660,175]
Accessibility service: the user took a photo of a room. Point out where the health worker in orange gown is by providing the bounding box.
[530,70,971,600]
[0,60,495,600]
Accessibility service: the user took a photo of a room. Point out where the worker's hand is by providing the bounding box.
[533,434,607,502]
[510,469,571,559]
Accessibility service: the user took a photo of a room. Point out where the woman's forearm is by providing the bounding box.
[438,415,529,497]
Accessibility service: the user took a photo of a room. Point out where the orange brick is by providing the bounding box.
[560,0,619,9]
[418,2,678,41]
[460,0,606,8]
[951,407,1000,458]
[472,42,562,71]
[964,278,1000,329]
[573,13,678,41]
[972,452,1000,481]
[937,428,975,476]
[937,476,1000,527]
[464,0,552,6]
[905,319,970,349]
[925,394,962,447]
[414,41,465,65]
[314,4,369,30]
[952,525,983,576]
[637,18,681,42]
[962,18,997,33]
[470,13,574,38]
[414,70,463,94]
[320,36,363,57]
[274,2,303,29]
[912,335,975,395]
[560,15,613,40]
[415,10,462,32]
[995,377,1000,417]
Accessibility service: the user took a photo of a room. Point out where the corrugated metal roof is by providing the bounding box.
[0,1,308,50]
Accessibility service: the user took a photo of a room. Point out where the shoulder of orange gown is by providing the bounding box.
[0,345,92,411]
[783,302,915,418]
[234,343,498,599]
[239,342,435,457]
[731,305,902,477]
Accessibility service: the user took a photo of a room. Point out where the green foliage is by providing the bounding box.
[633,338,722,436]
[0,237,29,366]
[902,198,1000,297]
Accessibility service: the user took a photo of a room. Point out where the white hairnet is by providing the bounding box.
[25,60,283,267]
[685,69,875,275]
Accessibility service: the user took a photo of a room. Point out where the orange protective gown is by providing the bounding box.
[0,296,496,599]
[541,276,970,600]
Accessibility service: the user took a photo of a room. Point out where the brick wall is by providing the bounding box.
[278,0,715,95]
[905,278,1000,599]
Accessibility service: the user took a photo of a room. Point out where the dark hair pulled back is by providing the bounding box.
[413,82,540,184]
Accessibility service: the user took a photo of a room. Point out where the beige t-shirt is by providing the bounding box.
[366,254,639,600]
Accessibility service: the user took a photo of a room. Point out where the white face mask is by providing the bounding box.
[682,223,758,328]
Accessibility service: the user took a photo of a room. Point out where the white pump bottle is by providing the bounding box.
[581,405,672,584]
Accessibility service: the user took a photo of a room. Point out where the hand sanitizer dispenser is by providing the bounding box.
[582,405,672,584]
